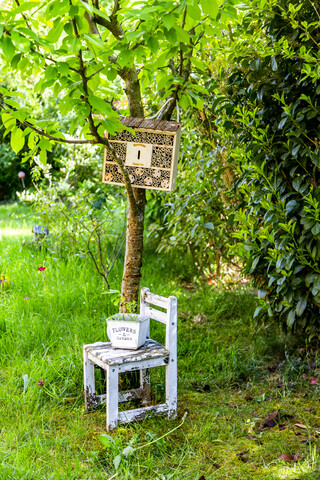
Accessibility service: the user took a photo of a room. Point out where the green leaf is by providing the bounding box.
[11,127,25,154]
[174,25,190,44]
[8,1,39,17]
[4,98,20,109]
[311,223,320,235]
[88,95,113,116]
[287,309,296,328]
[105,68,117,81]
[46,21,65,44]
[57,62,70,76]
[253,306,264,318]
[99,434,115,448]
[80,1,110,22]
[258,289,267,299]
[113,454,121,470]
[292,144,301,156]
[83,33,105,50]
[188,3,202,21]
[2,112,16,130]
[163,13,176,30]
[117,49,134,69]
[10,32,31,53]
[62,35,82,55]
[157,73,172,92]
[250,256,260,271]
[200,0,218,18]
[203,222,214,230]
[285,200,299,214]
[271,56,278,71]
[278,117,287,129]
[28,131,38,149]
[39,149,47,166]
[1,36,15,61]
[191,56,206,72]
[296,297,307,316]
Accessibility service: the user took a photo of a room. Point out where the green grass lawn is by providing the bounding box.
[1,202,320,479]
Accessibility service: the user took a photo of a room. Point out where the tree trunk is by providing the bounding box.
[119,68,146,313]
[120,187,146,312]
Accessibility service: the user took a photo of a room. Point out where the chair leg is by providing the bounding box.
[83,348,96,412]
[140,368,151,404]
[106,366,119,432]
[166,359,177,419]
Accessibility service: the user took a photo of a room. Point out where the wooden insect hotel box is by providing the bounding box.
[102,117,181,191]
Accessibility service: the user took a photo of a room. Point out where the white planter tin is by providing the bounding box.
[106,313,150,350]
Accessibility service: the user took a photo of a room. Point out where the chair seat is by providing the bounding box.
[84,339,169,367]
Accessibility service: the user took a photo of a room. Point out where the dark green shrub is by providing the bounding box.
[220,0,320,336]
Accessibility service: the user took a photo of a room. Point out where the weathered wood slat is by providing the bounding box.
[117,356,169,373]
[85,339,168,365]
[144,291,169,309]
[121,116,133,126]
[118,404,169,424]
[94,387,144,405]
[160,120,181,132]
[130,117,144,128]
[144,306,167,324]
[118,117,180,132]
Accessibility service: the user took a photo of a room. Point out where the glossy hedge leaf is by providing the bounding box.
[296,296,308,317]
[311,223,320,235]
[285,200,299,214]
[203,222,214,230]
[287,309,296,328]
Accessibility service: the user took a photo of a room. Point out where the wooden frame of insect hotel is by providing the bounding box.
[102,117,181,192]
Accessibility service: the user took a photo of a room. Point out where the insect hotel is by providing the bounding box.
[102,117,181,191]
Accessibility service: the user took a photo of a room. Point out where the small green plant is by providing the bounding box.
[108,313,145,322]
[99,413,188,472]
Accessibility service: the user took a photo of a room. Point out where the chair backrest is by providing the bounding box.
[140,287,177,352]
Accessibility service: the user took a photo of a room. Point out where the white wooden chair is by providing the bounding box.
[83,287,177,431]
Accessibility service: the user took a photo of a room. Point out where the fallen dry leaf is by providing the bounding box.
[310,376,319,384]
[238,456,249,463]
[279,453,294,462]
[236,450,249,456]
[257,411,280,432]
[295,423,308,430]
[293,453,306,461]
